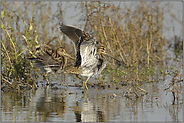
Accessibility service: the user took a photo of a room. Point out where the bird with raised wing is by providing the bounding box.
[60,25,121,89]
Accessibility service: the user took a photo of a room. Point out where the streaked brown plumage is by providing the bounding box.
[28,44,74,81]
[60,25,121,89]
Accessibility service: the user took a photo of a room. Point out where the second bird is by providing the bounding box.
[28,44,74,83]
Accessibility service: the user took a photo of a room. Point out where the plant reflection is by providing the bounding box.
[36,88,66,122]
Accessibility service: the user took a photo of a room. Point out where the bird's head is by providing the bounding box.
[56,47,75,60]
[97,46,122,65]
[97,46,106,54]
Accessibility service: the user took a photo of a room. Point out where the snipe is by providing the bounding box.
[60,25,121,89]
[28,44,74,83]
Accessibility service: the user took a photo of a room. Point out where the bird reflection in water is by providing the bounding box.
[72,100,106,122]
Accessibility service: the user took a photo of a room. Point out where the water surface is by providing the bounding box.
[1,75,183,122]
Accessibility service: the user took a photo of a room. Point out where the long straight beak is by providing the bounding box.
[64,53,75,61]
[104,53,122,65]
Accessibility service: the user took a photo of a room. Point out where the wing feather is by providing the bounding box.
[60,25,96,67]
[80,37,98,66]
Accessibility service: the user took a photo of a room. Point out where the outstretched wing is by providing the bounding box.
[60,25,94,67]
[60,25,83,44]
[60,25,84,67]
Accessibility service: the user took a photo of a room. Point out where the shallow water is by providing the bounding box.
[1,1,183,122]
[1,75,183,122]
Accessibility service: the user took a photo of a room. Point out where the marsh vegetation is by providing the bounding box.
[1,1,183,122]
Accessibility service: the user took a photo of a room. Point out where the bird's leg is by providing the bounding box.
[75,75,89,90]
[43,73,49,85]
[83,76,90,90]
[82,90,89,100]
[76,74,84,81]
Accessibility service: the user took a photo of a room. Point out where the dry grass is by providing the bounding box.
[1,1,182,95]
